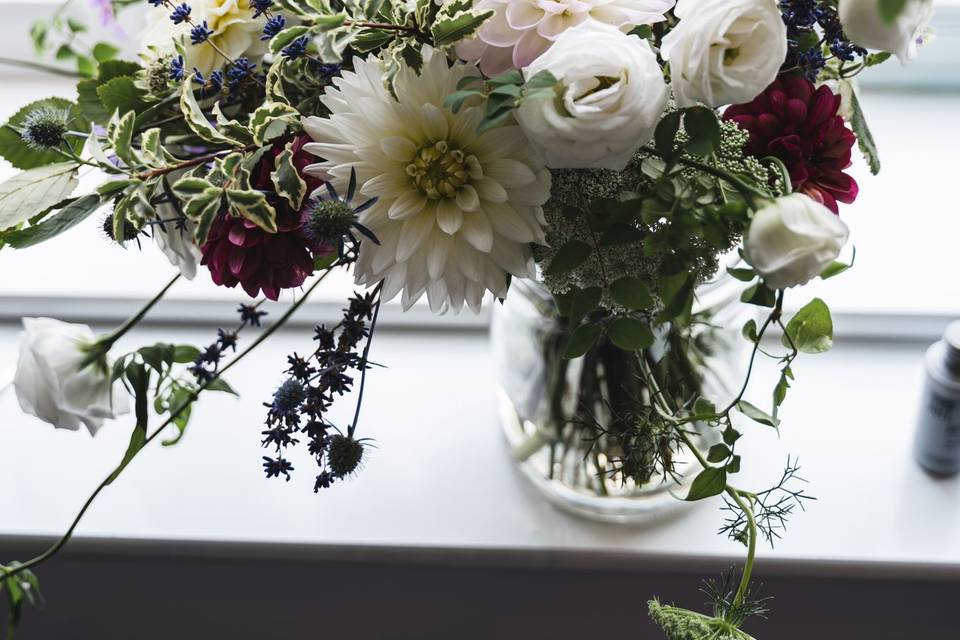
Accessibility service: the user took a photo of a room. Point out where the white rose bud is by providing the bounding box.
[14,318,130,435]
[662,0,787,108]
[515,22,669,171]
[153,204,203,280]
[745,194,850,290]
[838,0,934,63]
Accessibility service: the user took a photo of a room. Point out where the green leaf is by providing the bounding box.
[227,189,278,233]
[820,247,856,280]
[106,363,151,485]
[737,400,779,427]
[272,140,308,211]
[684,106,721,157]
[92,42,119,62]
[727,266,756,282]
[782,297,833,354]
[658,273,694,321]
[727,456,741,474]
[609,317,654,351]
[206,377,238,395]
[107,109,137,168]
[843,81,880,175]
[741,282,777,307]
[3,194,106,249]
[546,240,592,276]
[722,425,741,447]
[563,323,602,359]
[0,163,79,232]
[0,97,87,170]
[180,83,243,146]
[707,444,730,463]
[741,318,758,342]
[269,25,311,55]
[431,7,493,46]
[249,101,300,145]
[693,397,716,417]
[567,286,602,327]
[610,277,654,310]
[686,467,727,501]
[174,345,201,363]
[654,110,682,160]
[97,76,149,117]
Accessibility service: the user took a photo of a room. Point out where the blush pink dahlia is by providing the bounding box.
[723,75,859,214]
[456,0,674,76]
[200,136,329,300]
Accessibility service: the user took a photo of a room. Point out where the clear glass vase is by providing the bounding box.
[491,272,747,523]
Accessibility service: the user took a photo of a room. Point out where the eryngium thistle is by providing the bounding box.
[327,434,364,477]
[21,107,70,150]
[102,212,140,244]
[303,199,356,245]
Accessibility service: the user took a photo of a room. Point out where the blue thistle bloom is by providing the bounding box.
[271,378,306,415]
[190,20,214,44]
[238,304,268,327]
[169,2,191,24]
[281,35,309,59]
[262,456,294,481]
[169,55,185,81]
[20,106,70,150]
[251,0,273,18]
[261,14,285,40]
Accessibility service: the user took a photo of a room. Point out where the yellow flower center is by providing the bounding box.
[406,141,475,200]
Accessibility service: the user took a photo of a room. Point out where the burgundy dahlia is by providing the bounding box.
[724,75,858,214]
[201,135,329,301]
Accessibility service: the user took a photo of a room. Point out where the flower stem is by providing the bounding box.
[0,56,80,78]
[100,274,182,349]
[0,269,336,583]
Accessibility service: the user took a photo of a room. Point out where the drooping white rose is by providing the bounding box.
[153,205,203,280]
[515,22,669,170]
[141,0,268,75]
[838,0,934,63]
[14,318,130,435]
[661,0,787,108]
[745,194,850,290]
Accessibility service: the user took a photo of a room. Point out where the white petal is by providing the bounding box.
[460,210,494,253]
[396,214,434,262]
[436,199,464,234]
[388,190,426,220]
[455,184,480,212]
[381,136,417,162]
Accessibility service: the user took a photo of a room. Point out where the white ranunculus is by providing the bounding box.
[14,318,130,435]
[141,0,268,75]
[838,0,934,63]
[515,22,668,170]
[745,194,850,290]
[661,0,787,108]
[153,205,203,280]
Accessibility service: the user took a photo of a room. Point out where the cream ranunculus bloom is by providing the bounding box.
[745,194,850,290]
[515,21,668,170]
[661,0,787,108]
[838,0,934,63]
[13,318,130,435]
[141,0,268,75]
[302,46,551,314]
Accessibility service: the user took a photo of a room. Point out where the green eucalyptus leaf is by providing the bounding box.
[567,286,601,327]
[563,323,602,359]
[610,277,654,310]
[737,400,779,427]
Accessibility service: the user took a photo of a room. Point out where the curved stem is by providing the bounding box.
[347,282,383,438]
[100,274,182,348]
[0,268,336,583]
[725,487,758,609]
[0,57,80,78]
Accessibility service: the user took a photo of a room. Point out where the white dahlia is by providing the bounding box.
[302,47,551,314]
[141,0,268,75]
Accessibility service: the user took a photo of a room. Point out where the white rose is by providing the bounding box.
[515,22,669,170]
[745,194,850,290]
[14,318,130,435]
[141,0,268,76]
[662,0,787,108]
[153,205,203,280]
[838,0,934,63]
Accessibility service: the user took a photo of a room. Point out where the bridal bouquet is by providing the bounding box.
[0,0,934,636]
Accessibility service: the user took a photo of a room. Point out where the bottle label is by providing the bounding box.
[916,383,960,474]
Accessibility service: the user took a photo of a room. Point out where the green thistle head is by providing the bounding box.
[327,434,364,477]
[20,106,70,150]
[304,199,356,244]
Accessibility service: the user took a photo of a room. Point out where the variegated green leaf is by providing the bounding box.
[107,109,138,168]
[227,189,277,233]
[179,83,244,146]
[250,102,300,145]
[272,140,308,210]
